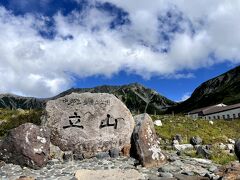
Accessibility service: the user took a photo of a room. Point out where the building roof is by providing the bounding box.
[188,103,226,115]
[188,103,240,115]
[204,103,240,115]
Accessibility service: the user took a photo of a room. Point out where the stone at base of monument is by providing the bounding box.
[132,113,166,168]
[73,154,84,161]
[63,151,73,161]
[45,92,135,158]
[49,143,64,160]
[96,152,110,159]
[0,123,50,169]
[121,144,131,157]
[109,148,120,158]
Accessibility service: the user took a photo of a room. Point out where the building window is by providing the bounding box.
[223,115,225,119]
[209,116,211,120]
[238,113,240,118]
[227,114,230,119]
[233,114,236,119]
[213,116,216,119]
[217,116,220,119]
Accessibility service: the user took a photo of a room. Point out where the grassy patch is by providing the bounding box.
[0,108,43,137]
[152,115,239,164]
[183,147,237,165]
[210,145,237,165]
[152,115,240,144]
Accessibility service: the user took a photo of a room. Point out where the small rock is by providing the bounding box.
[154,120,162,127]
[159,172,173,178]
[226,144,234,151]
[190,136,202,146]
[49,143,64,160]
[176,151,182,156]
[158,165,181,173]
[172,140,179,145]
[219,143,226,150]
[73,154,84,161]
[191,158,212,164]
[181,172,194,176]
[196,146,211,159]
[173,144,194,151]
[121,144,131,157]
[228,138,235,144]
[109,148,119,158]
[96,152,110,159]
[0,160,5,167]
[208,166,218,172]
[63,151,73,161]
[173,134,183,144]
[209,121,214,125]
[204,172,213,179]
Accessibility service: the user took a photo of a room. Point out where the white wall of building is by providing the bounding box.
[188,113,199,119]
[204,108,240,120]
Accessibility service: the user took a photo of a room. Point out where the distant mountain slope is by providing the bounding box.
[55,83,176,114]
[0,83,176,114]
[0,94,45,109]
[173,65,240,113]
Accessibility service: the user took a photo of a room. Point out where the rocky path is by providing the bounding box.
[0,152,224,180]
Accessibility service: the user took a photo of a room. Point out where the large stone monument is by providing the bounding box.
[45,92,135,158]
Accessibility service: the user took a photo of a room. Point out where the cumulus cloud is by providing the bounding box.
[0,1,240,97]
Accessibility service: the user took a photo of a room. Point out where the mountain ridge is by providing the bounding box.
[0,83,176,114]
[172,65,240,113]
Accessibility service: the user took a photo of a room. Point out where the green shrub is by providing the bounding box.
[0,109,43,137]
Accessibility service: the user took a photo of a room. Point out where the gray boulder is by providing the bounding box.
[132,113,166,168]
[0,123,50,169]
[173,134,183,144]
[235,139,240,161]
[44,92,135,158]
[196,146,211,159]
[190,136,202,146]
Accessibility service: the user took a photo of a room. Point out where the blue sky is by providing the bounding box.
[0,0,239,101]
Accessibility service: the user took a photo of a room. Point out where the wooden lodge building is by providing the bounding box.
[187,103,240,120]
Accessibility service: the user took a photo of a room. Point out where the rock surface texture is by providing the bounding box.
[235,139,240,162]
[190,136,203,146]
[0,123,50,169]
[0,153,221,180]
[45,92,135,158]
[217,162,240,180]
[132,113,166,168]
[75,169,144,180]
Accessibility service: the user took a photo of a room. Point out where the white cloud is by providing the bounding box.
[178,92,191,102]
[1,1,240,97]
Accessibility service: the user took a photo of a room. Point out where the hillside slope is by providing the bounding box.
[0,94,45,109]
[0,83,176,114]
[55,83,176,114]
[173,65,240,113]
